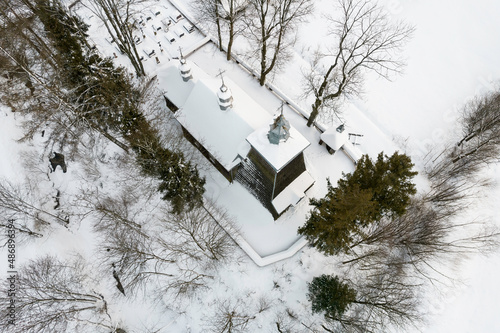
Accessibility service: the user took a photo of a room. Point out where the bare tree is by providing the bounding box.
[192,0,224,51]
[86,185,231,298]
[0,0,59,71]
[85,0,145,76]
[192,0,247,60]
[274,311,302,332]
[320,268,422,333]
[98,217,220,300]
[223,0,247,60]
[452,90,500,163]
[305,0,414,127]
[86,190,173,296]
[89,192,150,238]
[427,89,500,183]
[246,0,312,85]
[102,223,177,296]
[342,196,498,270]
[204,298,257,333]
[159,199,237,263]
[0,256,119,333]
[0,178,69,242]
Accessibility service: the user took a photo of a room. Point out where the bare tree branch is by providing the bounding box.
[305,0,414,126]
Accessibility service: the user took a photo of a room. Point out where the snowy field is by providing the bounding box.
[340,1,500,332]
[1,0,500,331]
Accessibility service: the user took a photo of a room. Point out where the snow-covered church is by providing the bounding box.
[162,56,314,219]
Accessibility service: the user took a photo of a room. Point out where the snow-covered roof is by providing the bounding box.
[246,125,310,171]
[271,171,314,214]
[320,124,349,151]
[342,140,362,164]
[167,62,270,171]
[160,63,195,107]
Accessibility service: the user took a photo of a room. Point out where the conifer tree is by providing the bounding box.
[307,274,356,320]
[3,0,206,214]
[298,152,417,255]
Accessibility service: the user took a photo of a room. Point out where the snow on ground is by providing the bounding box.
[183,41,404,256]
[181,40,400,258]
[350,1,500,332]
[78,0,206,75]
[0,107,98,274]
[0,106,25,183]
[360,0,500,155]
[161,0,500,330]
[2,0,500,331]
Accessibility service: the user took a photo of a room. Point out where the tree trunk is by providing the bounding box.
[259,36,267,86]
[259,6,267,86]
[215,1,223,51]
[307,98,322,127]
[94,0,145,77]
[259,71,266,86]
[227,21,234,61]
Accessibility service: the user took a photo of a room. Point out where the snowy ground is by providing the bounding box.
[203,0,500,329]
[346,1,500,332]
[0,108,23,183]
[186,42,399,258]
[86,0,500,331]
[1,0,500,331]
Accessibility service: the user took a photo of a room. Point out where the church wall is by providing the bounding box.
[247,147,276,183]
[273,152,307,198]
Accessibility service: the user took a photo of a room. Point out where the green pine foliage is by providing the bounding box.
[33,0,205,214]
[298,152,417,255]
[299,180,377,255]
[129,125,205,215]
[34,0,89,85]
[156,150,205,215]
[344,152,418,219]
[307,274,357,320]
[80,58,141,131]
[35,0,132,130]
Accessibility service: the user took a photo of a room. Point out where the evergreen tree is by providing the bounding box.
[298,152,417,255]
[131,133,206,215]
[33,0,90,85]
[307,274,356,320]
[341,151,418,219]
[29,0,206,214]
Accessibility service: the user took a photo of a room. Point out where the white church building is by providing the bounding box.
[162,56,315,218]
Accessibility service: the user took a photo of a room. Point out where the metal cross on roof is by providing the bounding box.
[216,69,226,86]
[277,101,285,116]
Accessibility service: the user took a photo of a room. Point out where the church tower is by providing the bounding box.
[178,50,192,82]
[268,106,290,145]
[217,77,233,110]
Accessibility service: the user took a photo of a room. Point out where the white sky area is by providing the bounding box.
[1,0,500,331]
